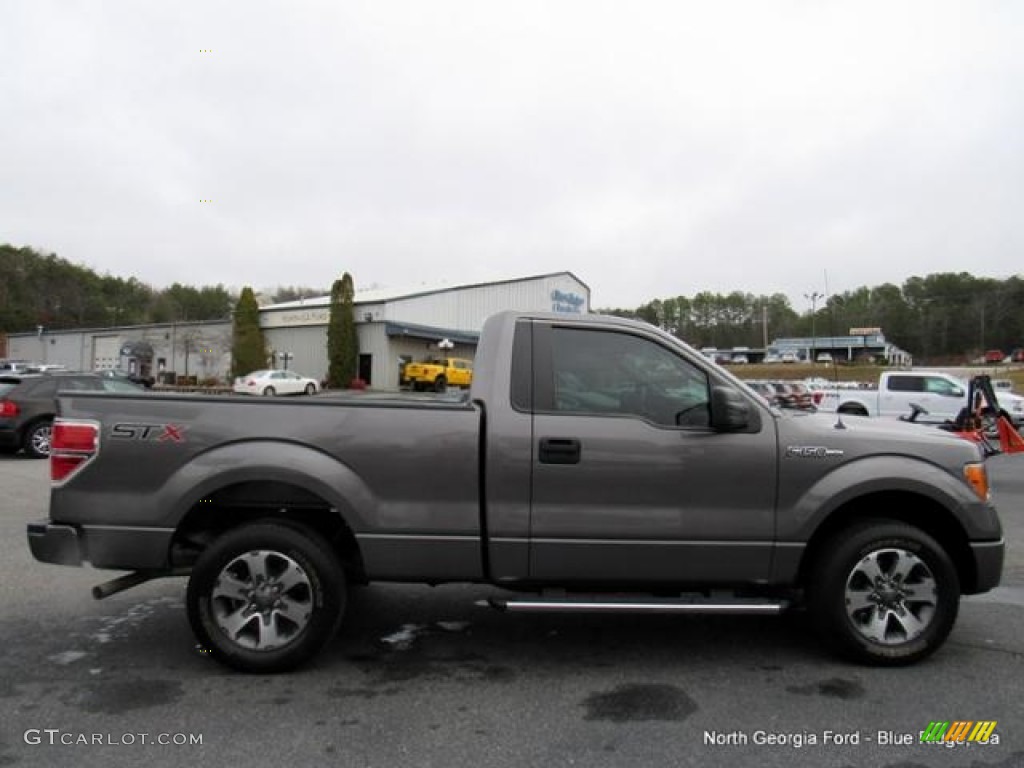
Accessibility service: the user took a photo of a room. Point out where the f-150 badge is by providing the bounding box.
[786,446,844,458]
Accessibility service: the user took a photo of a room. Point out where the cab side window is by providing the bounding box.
[549,328,710,428]
[924,377,959,396]
[886,376,924,392]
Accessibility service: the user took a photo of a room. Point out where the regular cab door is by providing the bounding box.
[527,323,778,585]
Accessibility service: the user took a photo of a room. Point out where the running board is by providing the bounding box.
[485,596,789,615]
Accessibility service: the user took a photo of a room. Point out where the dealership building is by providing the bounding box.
[7,271,590,389]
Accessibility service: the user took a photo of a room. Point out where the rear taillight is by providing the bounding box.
[0,399,18,417]
[51,419,100,484]
[813,392,824,405]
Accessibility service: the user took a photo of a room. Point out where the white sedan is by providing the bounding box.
[233,369,319,396]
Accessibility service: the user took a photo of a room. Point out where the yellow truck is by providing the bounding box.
[400,357,473,391]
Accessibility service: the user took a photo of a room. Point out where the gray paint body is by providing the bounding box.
[31,311,1003,595]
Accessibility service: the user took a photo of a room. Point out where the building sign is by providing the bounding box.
[261,308,331,329]
[551,289,586,314]
[849,327,882,336]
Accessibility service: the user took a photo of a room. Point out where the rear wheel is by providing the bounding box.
[187,522,346,673]
[807,521,959,665]
[24,420,53,459]
[838,404,869,417]
[304,383,316,396]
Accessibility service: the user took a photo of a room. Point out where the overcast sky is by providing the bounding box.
[3,1,1022,309]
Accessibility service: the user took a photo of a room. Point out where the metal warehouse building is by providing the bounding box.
[7,271,590,389]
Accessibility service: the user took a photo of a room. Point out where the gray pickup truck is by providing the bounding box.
[28,311,1004,672]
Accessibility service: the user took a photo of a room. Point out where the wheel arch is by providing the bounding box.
[837,400,869,415]
[796,491,977,594]
[162,442,376,583]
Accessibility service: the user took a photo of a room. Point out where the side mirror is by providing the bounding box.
[950,387,965,398]
[710,386,751,432]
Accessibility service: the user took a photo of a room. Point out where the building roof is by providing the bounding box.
[261,271,589,311]
[384,321,480,345]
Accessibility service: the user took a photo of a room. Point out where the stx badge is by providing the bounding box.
[110,423,186,442]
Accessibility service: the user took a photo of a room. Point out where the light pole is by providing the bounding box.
[804,291,823,361]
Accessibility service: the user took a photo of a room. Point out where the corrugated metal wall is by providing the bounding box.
[384,274,589,331]
[263,326,329,381]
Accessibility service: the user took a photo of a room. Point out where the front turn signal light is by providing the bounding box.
[964,462,989,502]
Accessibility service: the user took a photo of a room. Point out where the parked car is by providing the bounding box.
[786,381,816,410]
[984,350,1006,364]
[768,381,798,408]
[762,353,781,364]
[815,353,833,363]
[400,358,474,391]
[0,359,35,373]
[97,368,155,388]
[0,372,145,458]
[780,351,798,364]
[233,369,319,396]
[25,364,67,373]
[745,380,778,406]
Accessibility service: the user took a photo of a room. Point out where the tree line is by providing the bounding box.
[5,243,1021,363]
[0,244,329,334]
[599,273,1024,361]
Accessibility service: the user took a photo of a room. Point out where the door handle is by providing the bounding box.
[539,438,581,464]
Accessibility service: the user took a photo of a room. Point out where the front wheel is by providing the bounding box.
[186,522,346,673]
[434,376,447,392]
[263,386,276,396]
[807,521,959,665]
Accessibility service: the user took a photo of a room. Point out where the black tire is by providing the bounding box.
[186,522,346,673]
[807,521,959,666]
[434,376,447,393]
[23,419,53,459]
[263,386,276,397]
[304,383,316,396]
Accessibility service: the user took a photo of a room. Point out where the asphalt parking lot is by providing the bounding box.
[1,453,1022,768]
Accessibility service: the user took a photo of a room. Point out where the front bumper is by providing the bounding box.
[968,539,1005,593]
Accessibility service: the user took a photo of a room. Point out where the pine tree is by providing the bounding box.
[326,273,359,388]
[231,286,265,377]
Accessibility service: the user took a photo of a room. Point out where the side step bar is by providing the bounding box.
[486,596,789,615]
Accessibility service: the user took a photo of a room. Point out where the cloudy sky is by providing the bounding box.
[3,1,1022,309]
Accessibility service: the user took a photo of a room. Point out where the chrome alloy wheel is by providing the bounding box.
[844,548,937,645]
[30,424,52,456]
[211,550,313,651]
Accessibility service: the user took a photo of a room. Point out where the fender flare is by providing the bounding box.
[156,440,377,533]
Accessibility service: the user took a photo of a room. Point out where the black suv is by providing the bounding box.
[0,372,144,458]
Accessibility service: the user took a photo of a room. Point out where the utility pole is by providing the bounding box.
[804,291,823,361]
